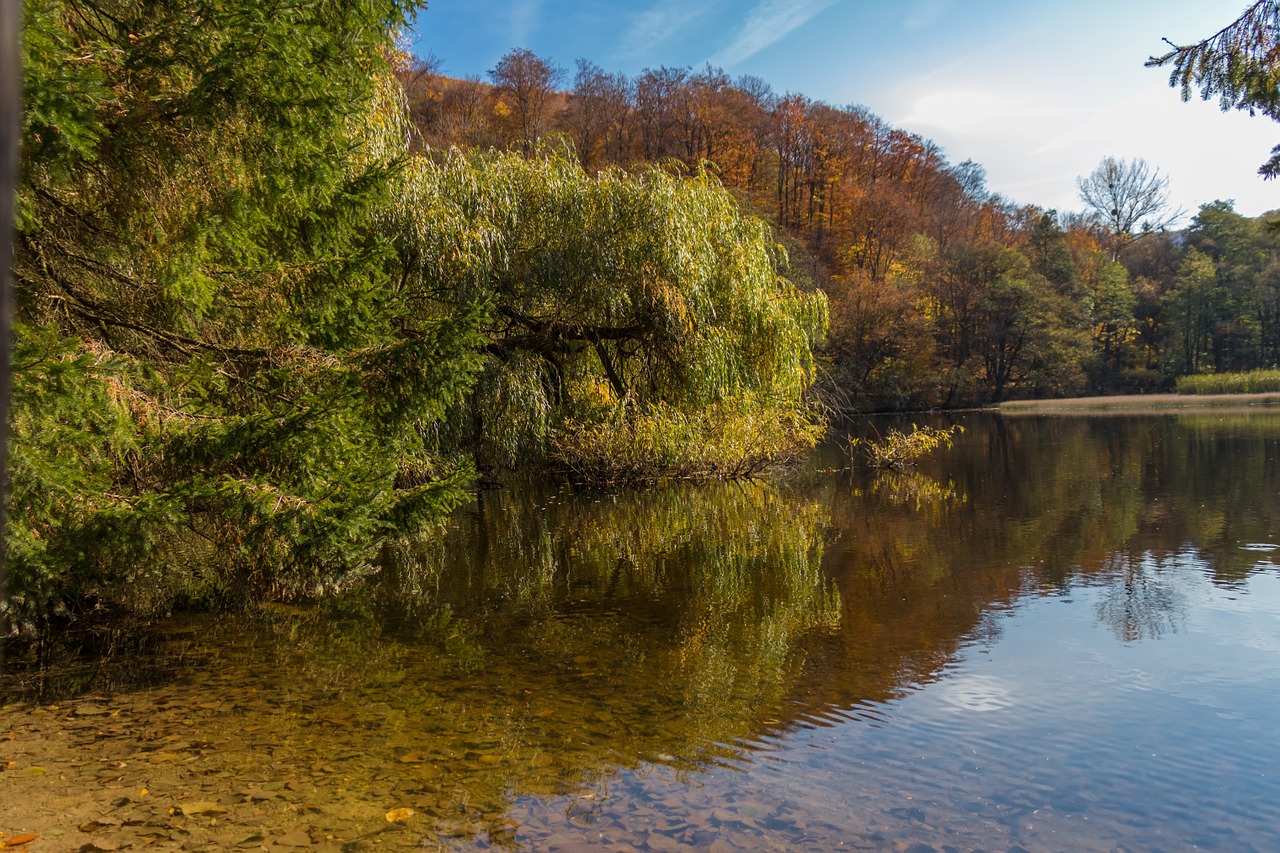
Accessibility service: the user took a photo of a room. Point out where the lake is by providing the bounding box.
[3,412,1279,852]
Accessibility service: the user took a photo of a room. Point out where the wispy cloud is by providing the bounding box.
[903,0,953,32]
[708,0,838,68]
[509,0,544,48]
[623,0,723,60]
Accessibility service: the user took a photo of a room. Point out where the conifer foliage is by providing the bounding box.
[1148,1,1280,176]
[8,0,486,631]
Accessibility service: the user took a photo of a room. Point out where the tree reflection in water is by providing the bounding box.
[3,413,1280,851]
[1094,552,1187,643]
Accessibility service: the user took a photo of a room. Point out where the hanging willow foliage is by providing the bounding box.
[388,147,829,479]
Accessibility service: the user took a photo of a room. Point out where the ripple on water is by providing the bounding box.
[937,675,1014,713]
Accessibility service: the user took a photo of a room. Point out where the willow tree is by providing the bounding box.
[8,0,483,631]
[391,149,829,482]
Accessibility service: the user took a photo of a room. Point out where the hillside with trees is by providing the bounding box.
[400,48,1280,411]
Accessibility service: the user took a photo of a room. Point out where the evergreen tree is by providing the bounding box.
[1148,1,1280,177]
[9,0,485,632]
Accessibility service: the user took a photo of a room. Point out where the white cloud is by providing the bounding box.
[899,89,1036,137]
[708,0,838,68]
[624,0,723,60]
[887,74,1280,220]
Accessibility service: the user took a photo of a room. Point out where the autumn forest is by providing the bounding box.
[403,47,1280,410]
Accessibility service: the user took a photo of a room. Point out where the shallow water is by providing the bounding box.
[3,412,1280,851]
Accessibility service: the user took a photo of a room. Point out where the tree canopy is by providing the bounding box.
[7,1,829,632]
[1076,156,1179,255]
[389,149,828,482]
[9,0,476,632]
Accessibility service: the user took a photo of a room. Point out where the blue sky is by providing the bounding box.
[409,1,1278,220]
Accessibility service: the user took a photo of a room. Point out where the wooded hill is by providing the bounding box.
[400,51,1280,410]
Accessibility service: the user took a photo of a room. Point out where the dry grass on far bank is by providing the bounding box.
[998,392,1280,415]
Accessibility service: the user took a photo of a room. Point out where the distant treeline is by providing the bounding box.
[402,50,1280,409]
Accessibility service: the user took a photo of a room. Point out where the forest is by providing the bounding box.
[5,0,1278,631]
[401,46,1280,411]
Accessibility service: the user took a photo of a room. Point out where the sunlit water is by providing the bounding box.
[3,413,1280,852]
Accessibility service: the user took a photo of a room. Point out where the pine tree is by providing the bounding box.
[8,0,484,632]
[1148,1,1280,176]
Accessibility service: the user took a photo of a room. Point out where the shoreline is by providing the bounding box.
[998,392,1280,414]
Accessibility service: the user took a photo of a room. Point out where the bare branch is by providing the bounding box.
[1077,157,1183,256]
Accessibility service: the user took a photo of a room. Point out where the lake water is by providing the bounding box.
[3,412,1280,852]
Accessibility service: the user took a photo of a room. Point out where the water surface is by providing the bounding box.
[3,413,1279,851]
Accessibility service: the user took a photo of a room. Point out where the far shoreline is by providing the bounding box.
[998,392,1280,414]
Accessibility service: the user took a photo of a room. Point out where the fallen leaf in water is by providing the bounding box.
[138,788,148,797]
[179,801,228,816]
[19,766,46,777]
[4,835,39,847]
[77,839,120,851]
[273,829,312,847]
[385,807,415,822]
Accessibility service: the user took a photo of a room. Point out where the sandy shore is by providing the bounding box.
[998,392,1280,414]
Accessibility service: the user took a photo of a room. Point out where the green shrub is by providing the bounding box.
[847,424,964,470]
[548,393,825,484]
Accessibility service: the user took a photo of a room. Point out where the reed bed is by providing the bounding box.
[1175,369,1280,395]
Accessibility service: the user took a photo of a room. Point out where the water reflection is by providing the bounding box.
[2,413,1280,851]
[1,481,845,849]
[1093,552,1187,643]
[854,468,966,512]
